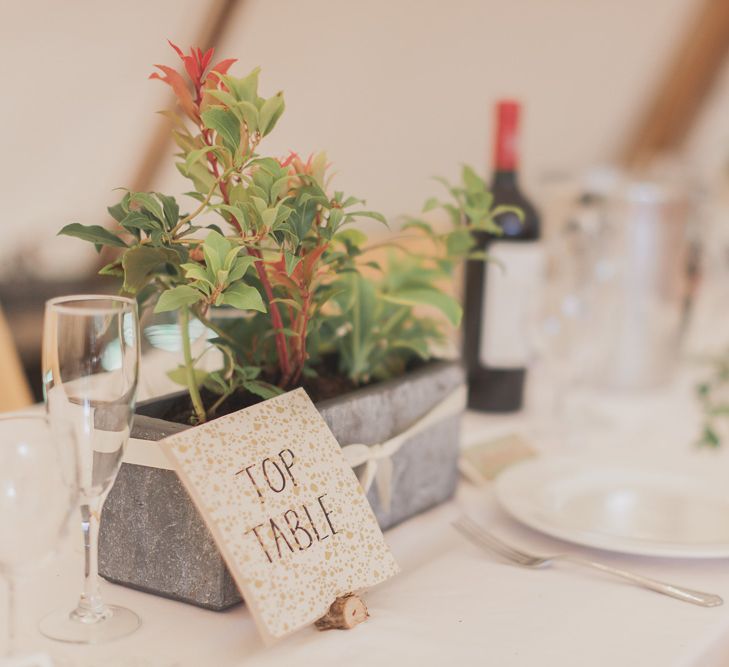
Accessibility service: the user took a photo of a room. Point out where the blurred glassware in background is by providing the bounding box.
[0,414,78,664]
[137,307,226,401]
[590,173,693,389]
[528,165,696,441]
[137,307,208,401]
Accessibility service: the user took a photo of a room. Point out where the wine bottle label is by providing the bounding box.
[479,241,544,368]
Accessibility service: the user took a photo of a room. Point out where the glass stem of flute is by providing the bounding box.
[79,500,104,614]
[4,573,16,657]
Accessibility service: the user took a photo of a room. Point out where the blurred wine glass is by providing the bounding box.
[40,295,140,644]
[0,414,77,662]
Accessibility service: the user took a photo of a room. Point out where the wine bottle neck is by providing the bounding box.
[492,170,518,189]
[492,100,520,173]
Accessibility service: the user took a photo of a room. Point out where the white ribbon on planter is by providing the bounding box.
[124,383,468,507]
[341,384,467,512]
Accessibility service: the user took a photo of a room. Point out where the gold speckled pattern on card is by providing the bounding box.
[158,388,399,642]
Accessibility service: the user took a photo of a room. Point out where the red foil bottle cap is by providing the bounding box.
[493,100,521,171]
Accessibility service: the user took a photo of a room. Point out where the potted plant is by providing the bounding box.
[60,43,504,610]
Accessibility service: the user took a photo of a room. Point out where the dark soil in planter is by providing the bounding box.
[149,355,425,426]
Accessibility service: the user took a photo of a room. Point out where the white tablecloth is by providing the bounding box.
[6,370,729,667]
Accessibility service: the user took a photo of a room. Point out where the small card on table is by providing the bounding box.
[159,388,399,642]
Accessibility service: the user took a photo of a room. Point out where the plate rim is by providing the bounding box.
[494,457,729,559]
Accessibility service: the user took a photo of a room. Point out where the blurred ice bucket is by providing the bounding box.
[593,178,692,389]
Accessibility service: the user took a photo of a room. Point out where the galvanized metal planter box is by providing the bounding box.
[98,360,465,611]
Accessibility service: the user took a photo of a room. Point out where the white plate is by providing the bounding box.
[495,457,729,558]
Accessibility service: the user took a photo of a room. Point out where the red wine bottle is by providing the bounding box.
[463,100,542,412]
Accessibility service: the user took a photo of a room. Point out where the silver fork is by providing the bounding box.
[453,515,723,608]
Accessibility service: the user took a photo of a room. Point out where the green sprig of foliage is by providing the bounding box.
[696,352,729,447]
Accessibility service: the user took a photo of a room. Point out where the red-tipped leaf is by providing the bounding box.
[167,40,184,59]
[149,64,198,121]
[201,47,214,71]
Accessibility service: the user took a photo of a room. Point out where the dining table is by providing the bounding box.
[6,364,729,667]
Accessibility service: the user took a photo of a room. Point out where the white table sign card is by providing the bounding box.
[158,388,400,642]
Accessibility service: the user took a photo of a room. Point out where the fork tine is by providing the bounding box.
[452,518,510,560]
[454,519,524,564]
[461,517,535,561]
[453,516,533,566]
[453,517,520,563]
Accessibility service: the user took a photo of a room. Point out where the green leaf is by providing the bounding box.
[334,228,368,248]
[202,230,231,277]
[233,100,259,134]
[422,197,440,212]
[401,219,434,235]
[273,204,293,227]
[157,193,180,230]
[122,246,178,294]
[242,380,283,400]
[184,146,219,171]
[181,262,214,285]
[262,207,281,229]
[491,204,525,221]
[184,190,207,203]
[251,196,267,213]
[58,223,128,250]
[120,211,161,234]
[382,288,462,326]
[270,297,302,311]
[129,192,164,222]
[222,246,242,271]
[446,228,474,257]
[98,262,123,277]
[206,89,238,107]
[462,164,485,193]
[167,365,208,388]
[347,210,388,225]
[700,425,721,448]
[221,283,266,312]
[258,92,285,135]
[154,285,203,313]
[224,68,260,102]
[342,195,365,208]
[284,251,302,276]
[270,175,290,203]
[176,160,215,193]
[344,273,376,377]
[328,207,344,231]
[228,255,256,282]
[107,202,127,223]
[201,107,240,154]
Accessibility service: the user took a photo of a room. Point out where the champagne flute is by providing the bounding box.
[39,295,140,644]
[0,414,78,662]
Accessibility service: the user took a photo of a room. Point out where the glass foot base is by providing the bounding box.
[39,605,140,644]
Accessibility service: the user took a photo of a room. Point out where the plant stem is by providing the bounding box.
[194,311,237,347]
[170,170,232,236]
[208,390,233,418]
[198,123,290,381]
[201,128,243,235]
[247,247,292,382]
[290,291,310,385]
[180,308,207,423]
